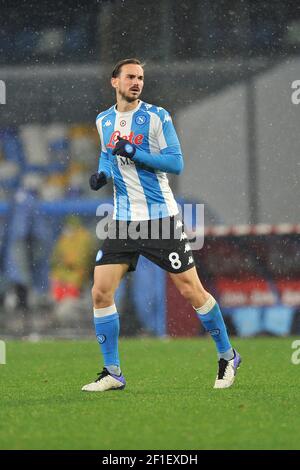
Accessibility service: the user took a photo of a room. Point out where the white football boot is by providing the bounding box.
[214,349,242,389]
[82,367,126,392]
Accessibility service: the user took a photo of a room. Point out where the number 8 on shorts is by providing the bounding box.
[169,252,182,270]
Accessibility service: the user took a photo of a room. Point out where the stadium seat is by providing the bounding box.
[231,306,263,337]
[216,278,278,307]
[263,305,295,336]
[20,125,49,166]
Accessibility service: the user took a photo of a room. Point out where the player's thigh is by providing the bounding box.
[93,263,129,294]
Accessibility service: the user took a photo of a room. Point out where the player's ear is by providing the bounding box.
[111,77,118,89]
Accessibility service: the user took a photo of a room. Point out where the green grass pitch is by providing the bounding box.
[0,337,299,450]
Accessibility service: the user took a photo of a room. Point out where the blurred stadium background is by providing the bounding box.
[0,0,299,340]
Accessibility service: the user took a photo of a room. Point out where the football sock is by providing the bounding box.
[93,305,120,369]
[194,295,234,360]
[106,365,121,376]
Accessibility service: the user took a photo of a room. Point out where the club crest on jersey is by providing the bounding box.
[135,114,148,126]
[107,130,144,149]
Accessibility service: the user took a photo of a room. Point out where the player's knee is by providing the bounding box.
[178,280,209,304]
[178,281,195,301]
[91,284,113,307]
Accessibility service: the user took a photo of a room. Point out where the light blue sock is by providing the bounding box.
[194,296,233,360]
[94,306,120,371]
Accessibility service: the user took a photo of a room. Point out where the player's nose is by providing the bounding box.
[131,81,140,90]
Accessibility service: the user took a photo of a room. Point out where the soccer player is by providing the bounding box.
[82,58,241,392]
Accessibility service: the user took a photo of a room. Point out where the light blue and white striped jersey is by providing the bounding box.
[96,100,183,221]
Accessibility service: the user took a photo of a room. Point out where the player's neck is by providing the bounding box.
[116,99,140,113]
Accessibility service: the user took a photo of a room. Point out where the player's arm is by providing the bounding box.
[98,151,112,179]
[134,145,183,175]
[90,117,113,191]
[90,151,111,191]
[112,110,184,175]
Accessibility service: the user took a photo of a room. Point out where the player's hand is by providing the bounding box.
[89,172,107,191]
[112,135,136,159]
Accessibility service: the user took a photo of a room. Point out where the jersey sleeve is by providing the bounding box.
[98,151,112,178]
[133,109,184,175]
[156,108,182,152]
[96,115,112,179]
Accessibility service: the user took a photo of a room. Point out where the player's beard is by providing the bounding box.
[118,88,141,103]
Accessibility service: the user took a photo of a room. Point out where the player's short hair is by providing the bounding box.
[111,58,144,78]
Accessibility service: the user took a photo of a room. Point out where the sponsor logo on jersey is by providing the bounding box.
[120,120,126,127]
[119,157,135,166]
[188,256,194,265]
[184,243,191,253]
[144,103,152,110]
[104,120,112,127]
[135,114,147,126]
[107,130,144,149]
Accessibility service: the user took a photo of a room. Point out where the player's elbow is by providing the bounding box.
[172,157,184,175]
